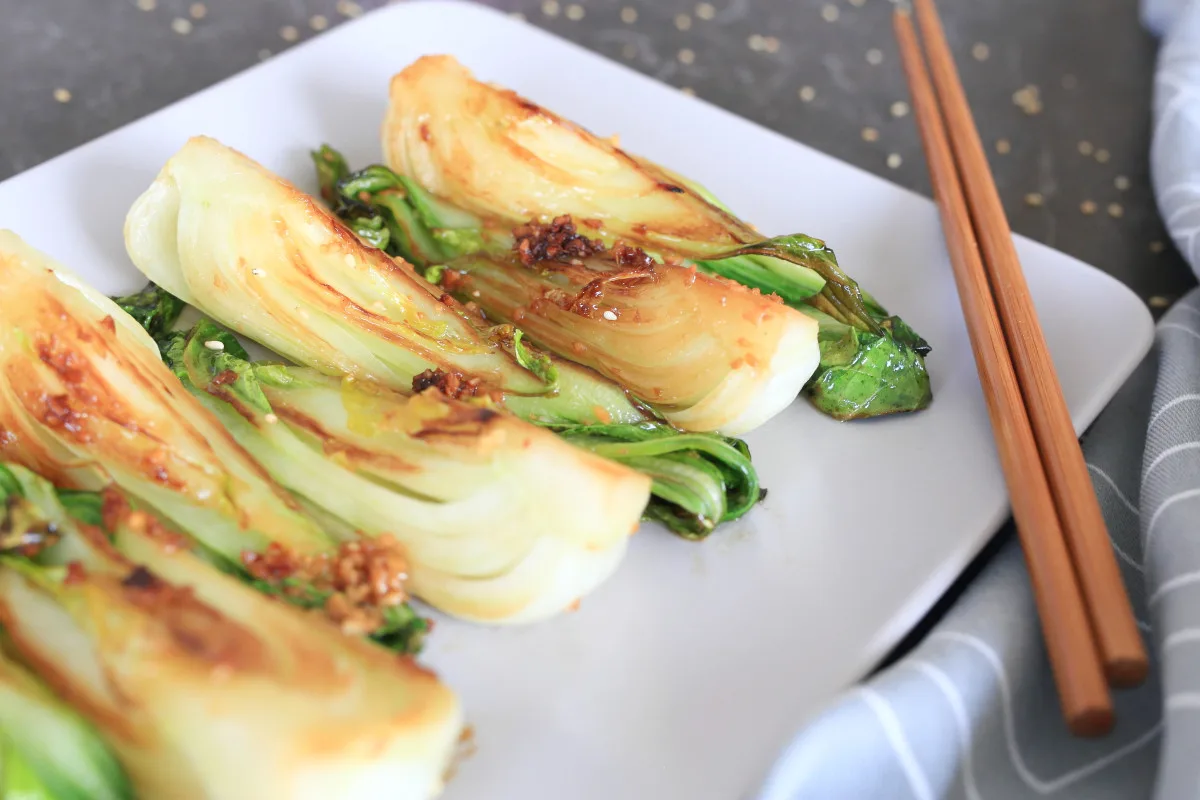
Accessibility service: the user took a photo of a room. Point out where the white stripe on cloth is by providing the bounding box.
[1146,488,1200,552]
[1148,394,1200,430]
[859,687,935,800]
[1151,568,1200,605]
[929,632,1161,794]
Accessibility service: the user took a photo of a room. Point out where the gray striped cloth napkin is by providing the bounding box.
[753,1,1200,797]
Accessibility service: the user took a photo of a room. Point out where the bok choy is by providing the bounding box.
[123,138,768,538]
[381,54,932,420]
[0,232,444,650]
[315,162,819,436]
[0,462,463,800]
[136,313,652,622]
[0,230,333,561]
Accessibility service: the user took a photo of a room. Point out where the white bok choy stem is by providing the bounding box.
[152,318,649,624]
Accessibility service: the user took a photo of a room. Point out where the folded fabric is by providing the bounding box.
[754,2,1200,797]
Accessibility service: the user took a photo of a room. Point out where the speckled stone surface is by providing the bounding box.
[1,0,1196,313]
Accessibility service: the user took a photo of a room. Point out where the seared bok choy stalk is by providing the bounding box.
[0,463,463,800]
[0,230,332,560]
[320,163,818,435]
[381,54,932,420]
[0,641,130,800]
[124,138,768,538]
[124,136,644,427]
[0,232,432,652]
[134,312,651,621]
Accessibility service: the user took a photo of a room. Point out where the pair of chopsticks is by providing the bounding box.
[893,0,1147,737]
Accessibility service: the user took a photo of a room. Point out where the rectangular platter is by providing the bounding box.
[0,3,1155,797]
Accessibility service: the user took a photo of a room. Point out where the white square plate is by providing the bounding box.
[0,3,1154,798]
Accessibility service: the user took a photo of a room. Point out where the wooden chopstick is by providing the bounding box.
[909,0,1148,689]
[893,9,1113,737]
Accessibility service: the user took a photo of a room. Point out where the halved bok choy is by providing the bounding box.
[123,138,769,538]
[0,231,443,649]
[314,160,817,436]
[381,54,932,420]
[0,462,463,800]
[0,230,333,561]
[134,313,652,621]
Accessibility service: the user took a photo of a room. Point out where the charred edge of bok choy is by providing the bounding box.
[311,145,932,421]
[309,152,767,537]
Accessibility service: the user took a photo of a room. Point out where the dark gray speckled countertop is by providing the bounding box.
[2,0,1195,310]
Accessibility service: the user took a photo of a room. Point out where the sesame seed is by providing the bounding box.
[566,4,585,20]
[1062,74,1078,89]
[189,2,207,19]
[280,25,299,42]
[135,0,156,10]
[996,138,1012,154]
[171,17,193,34]
[675,13,692,30]
[264,413,279,424]
[336,0,362,17]
[1024,192,1044,207]
[1077,140,1094,156]
[53,88,72,103]
[678,48,695,65]
[1095,149,1110,163]
[1012,85,1042,115]
[620,7,637,23]
[257,49,271,61]
[886,153,903,169]
[1148,295,1171,308]
[1107,202,1123,218]
[1080,200,1097,215]
[799,85,816,102]
[866,48,883,65]
[680,86,696,96]
[621,43,637,59]
[763,36,780,54]
[971,43,990,61]
[748,34,766,51]
[1150,240,1165,254]
[1115,175,1131,191]
[309,14,329,30]
[696,2,715,20]
[204,340,225,351]
[602,310,618,321]
[862,127,880,142]
[821,4,840,22]
[890,101,910,118]
[541,0,559,17]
